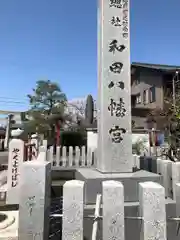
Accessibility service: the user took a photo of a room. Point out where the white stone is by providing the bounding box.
[103,180,124,240]
[156,158,162,174]
[75,147,80,166]
[18,160,51,240]
[87,148,93,166]
[11,128,24,137]
[87,131,97,151]
[68,146,73,167]
[62,180,84,240]
[37,148,47,162]
[49,146,54,165]
[31,134,38,139]
[133,154,140,169]
[42,140,48,150]
[81,146,86,166]
[139,182,166,240]
[62,146,67,167]
[97,0,132,173]
[175,183,180,218]
[160,160,172,198]
[56,146,60,166]
[6,139,24,205]
[172,162,180,200]
[30,138,38,160]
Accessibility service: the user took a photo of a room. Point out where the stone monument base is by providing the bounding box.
[76,169,162,204]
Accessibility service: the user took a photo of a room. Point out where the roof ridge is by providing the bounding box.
[132,62,180,69]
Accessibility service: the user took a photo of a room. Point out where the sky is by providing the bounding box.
[0,0,180,112]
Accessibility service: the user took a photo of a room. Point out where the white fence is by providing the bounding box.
[7,138,96,169]
[5,139,180,201]
[47,145,96,169]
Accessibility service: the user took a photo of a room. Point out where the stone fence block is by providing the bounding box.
[103,180,124,240]
[139,181,166,240]
[62,180,84,240]
[140,156,156,172]
[159,160,172,198]
[18,160,51,240]
[175,183,180,218]
[172,162,180,200]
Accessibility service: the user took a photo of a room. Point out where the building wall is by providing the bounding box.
[131,68,164,109]
[132,116,147,129]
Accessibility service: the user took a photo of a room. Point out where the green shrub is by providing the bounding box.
[60,130,87,147]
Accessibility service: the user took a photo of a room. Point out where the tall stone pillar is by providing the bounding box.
[97,0,132,172]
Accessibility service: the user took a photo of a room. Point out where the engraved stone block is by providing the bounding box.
[62,180,84,240]
[103,180,124,240]
[6,139,24,205]
[18,160,51,240]
[97,0,132,172]
[139,182,166,240]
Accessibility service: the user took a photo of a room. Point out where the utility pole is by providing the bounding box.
[172,70,179,107]
[173,75,176,107]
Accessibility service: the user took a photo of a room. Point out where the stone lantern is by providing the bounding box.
[11,128,24,139]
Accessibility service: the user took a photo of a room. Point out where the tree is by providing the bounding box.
[147,92,180,161]
[26,80,68,141]
[132,138,148,155]
[68,96,97,129]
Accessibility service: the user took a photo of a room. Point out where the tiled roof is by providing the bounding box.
[132,62,180,72]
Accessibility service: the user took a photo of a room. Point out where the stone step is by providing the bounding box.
[52,180,66,187]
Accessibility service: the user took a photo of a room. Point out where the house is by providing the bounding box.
[1,62,179,132]
[131,62,180,129]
